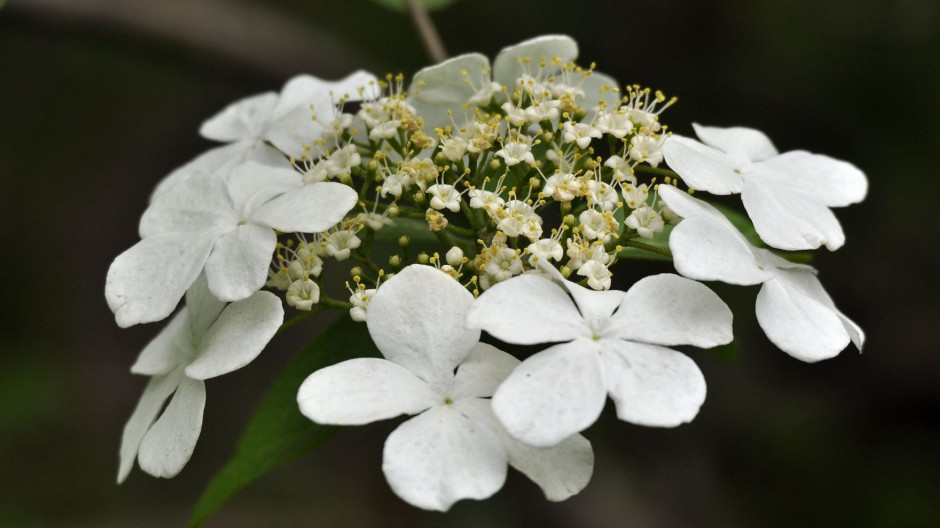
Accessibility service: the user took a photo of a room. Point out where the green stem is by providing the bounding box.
[621,239,673,258]
[634,165,679,178]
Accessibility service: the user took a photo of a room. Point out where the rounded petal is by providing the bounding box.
[150,142,289,205]
[382,406,507,511]
[492,35,578,87]
[408,53,489,132]
[491,340,607,447]
[117,370,181,483]
[200,92,278,142]
[606,274,733,348]
[140,171,236,238]
[560,277,626,331]
[249,182,358,233]
[759,150,868,207]
[130,309,189,376]
[601,341,706,427]
[756,269,853,362]
[367,265,478,386]
[668,216,772,285]
[692,123,779,162]
[466,273,588,345]
[225,161,301,219]
[204,223,277,303]
[451,343,520,400]
[662,135,744,195]
[579,71,621,120]
[741,180,845,251]
[184,273,226,340]
[106,229,226,328]
[185,291,284,380]
[297,358,440,425]
[137,377,206,479]
[457,398,594,501]
[657,184,736,227]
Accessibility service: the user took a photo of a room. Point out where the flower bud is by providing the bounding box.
[445,247,464,267]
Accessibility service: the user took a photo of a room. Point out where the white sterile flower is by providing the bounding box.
[427,183,462,212]
[286,278,320,311]
[200,71,377,159]
[466,267,733,447]
[297,266,594,511]
[625,206,665,239]
[562,121,602,149]
[408,35,619,132]
[106,162,356,327]
[658,185,864,362]
[662,123,868,251]
[118,274,282,483]
[496,133,535,166]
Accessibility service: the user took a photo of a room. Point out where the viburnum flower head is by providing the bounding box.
[118,274,282,483]
[106,161,357,327]
[658,185,864,362]
[297,265,593,511]
[407,35,619,132]
[662,124,867,251]
[466,267,733,447]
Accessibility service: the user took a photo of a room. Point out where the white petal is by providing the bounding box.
[140,171,235,238]
[297,358,440,425]
[662,136,744,194]
[117,370,181,483]
[382,406,507,511]
[225,161,301,219]
[130,309,189,376]
[456,398,594,502]
[137,377,206,479]
[106,229,226,328]
[491,340,607,447]
[451,343,520,400]
[606,274,733,348]
[367,265,478,386]
[741,180,845,250]
[267,71,378,158]
[601,341,706,427]
[408,53,489,132]
[758,150,868,207]
[184,273,226,339]
[561,278,626,330]
[692,123,779,162]
[466,273,588,345]
[668,216,772,285]
[249,182,358,233]
[579,71,621,120]
[492,35,578,87]
[657,184,736,227]
[150,142,289,204]
[204,224,276,302]
[185,291,283,380]
[756,268,853,362]
[200,92,278,142]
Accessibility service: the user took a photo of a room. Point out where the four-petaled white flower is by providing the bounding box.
[118,274,283,483]
[662,123,867,251]
[106,161,357,327]
[467,267,733,447]
[200,71,378,159]
[297,265,594,511]
[658,185,864,362]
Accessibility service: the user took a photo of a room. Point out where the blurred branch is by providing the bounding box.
[404,0,447,62]
[8,0,371,77]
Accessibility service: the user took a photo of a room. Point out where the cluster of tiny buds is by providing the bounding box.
[266,54,678,322]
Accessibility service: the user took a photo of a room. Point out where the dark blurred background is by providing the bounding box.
[2,0,938,526]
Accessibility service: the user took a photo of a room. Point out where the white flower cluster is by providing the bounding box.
[107,35,867,510]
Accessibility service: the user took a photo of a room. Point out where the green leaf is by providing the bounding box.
[369,0,457,12]
[189,316,379,527]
